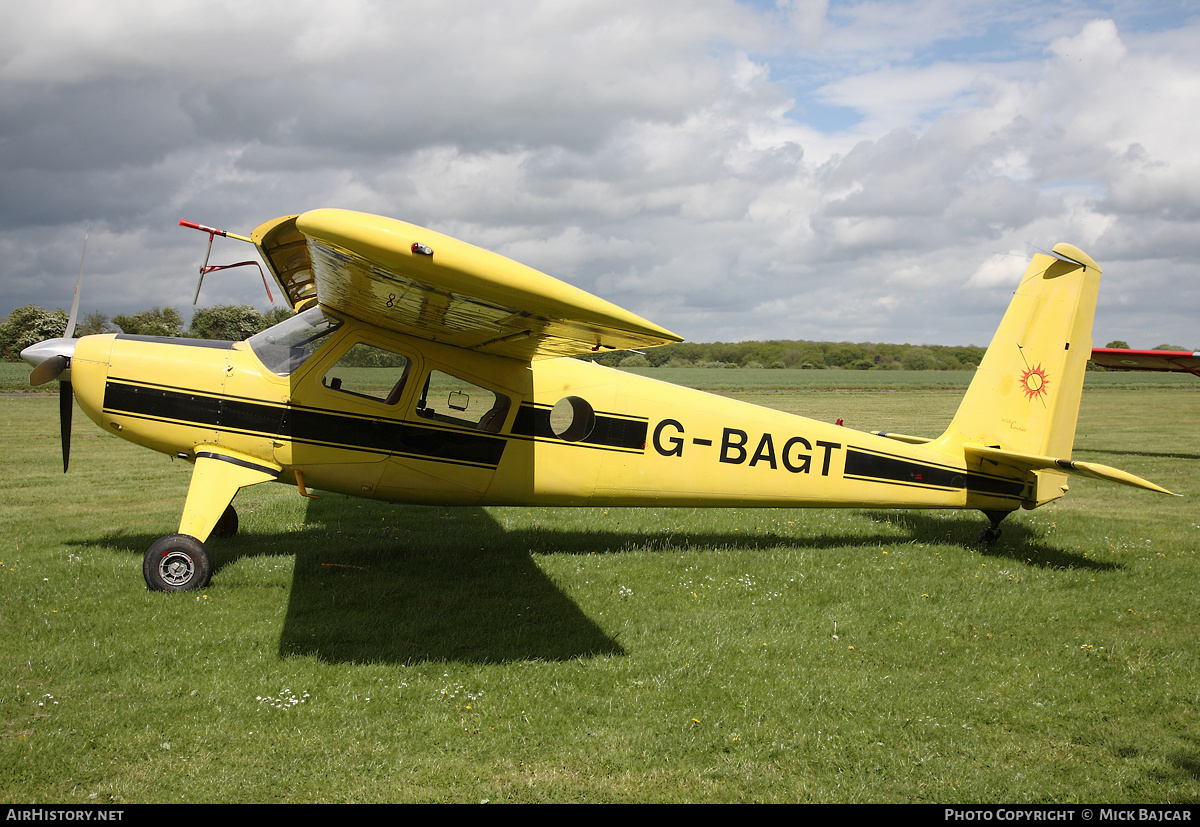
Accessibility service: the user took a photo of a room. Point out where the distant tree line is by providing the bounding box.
[1102,340,1190,352]
[581,340,991,371]
[584,338,1195,371]
[0,304,294,361]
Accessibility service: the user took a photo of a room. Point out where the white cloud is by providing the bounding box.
[1,2,1198,350]
[966,252,1029,289]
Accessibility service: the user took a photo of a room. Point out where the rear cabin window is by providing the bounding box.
[415,370,510,433]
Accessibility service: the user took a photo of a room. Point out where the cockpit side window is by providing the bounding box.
[248,307,343,376]
[321,343,412,405]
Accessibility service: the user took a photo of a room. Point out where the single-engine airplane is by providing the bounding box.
[21,209,1176,591]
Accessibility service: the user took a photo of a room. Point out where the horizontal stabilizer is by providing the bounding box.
[871,430,932,445]
[965,444,1176,496]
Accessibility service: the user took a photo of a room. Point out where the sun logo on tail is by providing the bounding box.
[1021,364,1049,401]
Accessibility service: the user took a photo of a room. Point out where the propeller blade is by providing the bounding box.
[60,380,73,473]
[29,354,69,387]
[65,227,88,338]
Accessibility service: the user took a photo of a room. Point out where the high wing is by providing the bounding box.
[1090,347,1200,377]
[252,208,682,361]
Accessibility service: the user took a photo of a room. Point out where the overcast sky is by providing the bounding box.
[2,1,1198,348]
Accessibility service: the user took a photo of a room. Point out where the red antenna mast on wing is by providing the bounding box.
[179,220,274,305]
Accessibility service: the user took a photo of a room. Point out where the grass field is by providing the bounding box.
[2,369,1198,803]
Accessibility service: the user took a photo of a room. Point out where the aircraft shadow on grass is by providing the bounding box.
[859,511,1121,573]
[81,497,1116,665]
[1166,735,1200,784]
[1076,447,1200,462]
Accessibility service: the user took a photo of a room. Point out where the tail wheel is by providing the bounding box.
[144,534,212,592]
[977,526,1002,545]
[977,510,1011,547]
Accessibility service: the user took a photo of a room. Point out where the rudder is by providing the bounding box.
[935,244,1101,460]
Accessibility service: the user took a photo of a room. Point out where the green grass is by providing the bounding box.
[2,379,1199,803]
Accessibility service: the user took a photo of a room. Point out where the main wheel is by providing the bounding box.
[212,505,238,538]
[144,534,213,592]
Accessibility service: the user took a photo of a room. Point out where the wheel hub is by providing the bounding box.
[159,551,195,587]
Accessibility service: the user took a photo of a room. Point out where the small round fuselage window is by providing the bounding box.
[549,396,596,442]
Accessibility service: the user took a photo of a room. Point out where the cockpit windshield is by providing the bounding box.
[248,306,343,376]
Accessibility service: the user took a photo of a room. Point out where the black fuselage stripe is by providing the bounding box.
[104,382,506,468]
[844,449,1025,498]
[195,451,281,477]
[511,404,648,450]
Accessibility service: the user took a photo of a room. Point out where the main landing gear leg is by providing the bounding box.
[977,510,1011,546]
[143,447,280,592]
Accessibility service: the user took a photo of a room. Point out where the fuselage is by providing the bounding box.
[66,308,1031,515]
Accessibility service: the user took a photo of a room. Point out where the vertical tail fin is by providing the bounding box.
[936,244,1100,459]
[933,244,1173,505]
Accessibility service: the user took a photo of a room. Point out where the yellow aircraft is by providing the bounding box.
[21,209,1175,591]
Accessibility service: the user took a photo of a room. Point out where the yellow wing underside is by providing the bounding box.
[252,208,682,361]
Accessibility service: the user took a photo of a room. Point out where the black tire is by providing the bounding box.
[144,534,213,592]
[977,526,1002,546]
[212,505,238,538]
